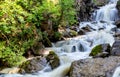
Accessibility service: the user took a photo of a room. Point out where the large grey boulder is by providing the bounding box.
[70,56,120,77]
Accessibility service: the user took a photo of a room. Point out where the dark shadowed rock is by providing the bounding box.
[116,0,120,17]
[111,40,120,56]
[78,29,86,35]
[113,29,120,40]
[75,0,94,21]
[89,44,111,58]
[81,26,92,32]
[19,56,47,74]
[69,56,120,77]
[115,20,120,28]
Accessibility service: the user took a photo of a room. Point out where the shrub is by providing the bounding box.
[0,0,42,67]
[0,0,77,67]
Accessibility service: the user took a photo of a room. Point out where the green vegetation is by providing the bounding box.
[90,45,102,56]
[0,0,76,67]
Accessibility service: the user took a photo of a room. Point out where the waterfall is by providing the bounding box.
[94,2,119,22]
[0,0,119,77]
[109,0,118,3]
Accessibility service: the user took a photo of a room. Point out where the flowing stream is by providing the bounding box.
[1,0,119,77]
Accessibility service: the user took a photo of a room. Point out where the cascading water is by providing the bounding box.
[93,0,119,22]
[1,0,119,77]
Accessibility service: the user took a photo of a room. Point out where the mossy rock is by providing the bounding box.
[93,0,108,6]
[90,44,111,58]
[90,45,102,56]
[69,30,78,37]
[46,51,60,69]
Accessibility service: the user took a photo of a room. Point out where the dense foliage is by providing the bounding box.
[0,0,76,67]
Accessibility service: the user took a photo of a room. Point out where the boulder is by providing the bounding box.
[69,56,120,77]
[111,40,120,56]
[19,56,47,74]
[89,44,111,58]
[46,51,60,69]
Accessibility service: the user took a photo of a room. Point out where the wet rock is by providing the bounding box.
[69,56,120,77]
[115,20,120,28]
[111,27,117,32]
[78,29,85,35]
[46,51,60,69]
[111,40,120,56]
[89,44,111,58]
[19,56,47,74]
[114,30,120,40]
[81,26,92,32]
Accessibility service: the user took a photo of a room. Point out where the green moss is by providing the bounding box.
[90,45,102,56]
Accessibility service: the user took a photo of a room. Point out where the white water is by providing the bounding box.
[0,0,119,77]
[113,66,120,77]
[93,0,119,22]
